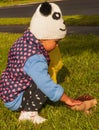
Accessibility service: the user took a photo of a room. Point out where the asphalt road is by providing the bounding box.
[0,0,99,35]
[0,25,99,35]
[0,0,99,17]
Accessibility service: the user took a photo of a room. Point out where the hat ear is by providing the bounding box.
[39,2,52,16]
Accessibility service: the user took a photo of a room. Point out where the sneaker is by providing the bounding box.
[19,111,47,124]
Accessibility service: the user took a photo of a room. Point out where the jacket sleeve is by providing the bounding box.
[23,54,64,102]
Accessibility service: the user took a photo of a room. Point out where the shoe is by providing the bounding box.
[19,111,47,124]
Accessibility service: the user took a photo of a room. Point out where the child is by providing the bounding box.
[0,2,82,124]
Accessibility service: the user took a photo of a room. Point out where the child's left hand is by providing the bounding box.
[65,97,83,107]
[60,93,82,107]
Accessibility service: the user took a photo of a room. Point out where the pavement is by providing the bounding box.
[67,26,99,35]
[0,25,99,35]
[0,0,99,17]
[0,0,99,35]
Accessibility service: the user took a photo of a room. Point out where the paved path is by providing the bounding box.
[0,25,99,35]
[67,26,99,35]
[0,0,99,17]
[0,0,99,35]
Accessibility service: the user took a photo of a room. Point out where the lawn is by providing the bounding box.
[0,0,48,7]
[0,33,99,130]
[0,15,99,26]
[0,1,99,129]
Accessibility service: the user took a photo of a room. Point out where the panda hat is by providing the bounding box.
[30,2,66,40]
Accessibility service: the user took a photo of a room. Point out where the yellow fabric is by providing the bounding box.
[49,46,63,83]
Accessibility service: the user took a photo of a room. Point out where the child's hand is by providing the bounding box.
[60,93,82,107]
[65,97,82,107]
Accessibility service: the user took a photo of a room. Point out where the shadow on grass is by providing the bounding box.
[57,66,70,84]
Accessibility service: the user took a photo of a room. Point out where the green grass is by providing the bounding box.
[0,15,99,26]
[64,15,99,26]
[0,18,31,25]
[0,0,60,7]
[0,0,47,7]
[0,1,99,129]
[0,33,99,130]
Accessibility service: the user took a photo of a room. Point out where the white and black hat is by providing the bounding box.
[30,2,66,40]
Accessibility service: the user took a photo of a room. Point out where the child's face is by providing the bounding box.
[40,40,59,52]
